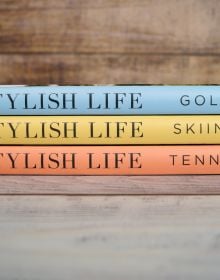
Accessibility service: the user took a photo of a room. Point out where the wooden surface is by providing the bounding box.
[1,54,220,84]
[0,0,219,54]
[0,175,220,195]
[1,1,220,278]
[0,0,220,85]
[1,195,220,280]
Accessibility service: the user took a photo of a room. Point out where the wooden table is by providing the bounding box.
[0,1,220,278]
[1,195,220,279]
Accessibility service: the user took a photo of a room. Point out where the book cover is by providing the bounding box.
[0,115,220,144]
[0,145,220,175]
[0,85,220,115]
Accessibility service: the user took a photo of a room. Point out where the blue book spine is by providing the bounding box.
[0,85,219,115]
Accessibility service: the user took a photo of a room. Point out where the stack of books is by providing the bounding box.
[0,85,220,175]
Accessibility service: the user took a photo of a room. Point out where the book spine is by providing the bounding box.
[0,145,220,175]
[0,116,220,144]
[0,86,220,115]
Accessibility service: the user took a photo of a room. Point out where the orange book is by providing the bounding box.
[0,145,220,175]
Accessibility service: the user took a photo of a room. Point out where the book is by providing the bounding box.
[0,145,220,175]
[0,85,220,115]
[0,115,220,145]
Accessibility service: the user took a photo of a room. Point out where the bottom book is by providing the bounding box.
[0,145,220,175]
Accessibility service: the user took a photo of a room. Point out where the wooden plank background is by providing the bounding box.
[0,0,220,85]
[0,0,219,54]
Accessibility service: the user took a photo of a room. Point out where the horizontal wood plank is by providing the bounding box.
[1,54,220,84]
[0,175,220,194]
[0,195,220,279]
[0,0,219,54]
[0,0,162,9]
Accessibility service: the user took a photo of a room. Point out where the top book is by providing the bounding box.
[0,85,219,115]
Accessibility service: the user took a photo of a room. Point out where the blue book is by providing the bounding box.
[0,85,219,115]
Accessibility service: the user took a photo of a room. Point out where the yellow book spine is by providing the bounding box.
[0,116,220,144]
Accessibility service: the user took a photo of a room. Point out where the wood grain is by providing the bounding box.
[0,175,220,195]
[0,195,219,279]
[0,0,219,54]
[1,54,220,85]
[0,0,165,9]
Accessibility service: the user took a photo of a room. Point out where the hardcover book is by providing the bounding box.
[0,85,220,115]
[0,115,220,144]
[0,145,220,175]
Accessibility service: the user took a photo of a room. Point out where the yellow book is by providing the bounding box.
[0,116,220,145]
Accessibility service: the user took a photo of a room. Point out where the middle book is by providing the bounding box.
[0,116,219,145]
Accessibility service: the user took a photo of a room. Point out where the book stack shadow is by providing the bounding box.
[0,85,219,175]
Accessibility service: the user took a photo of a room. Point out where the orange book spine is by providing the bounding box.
[1,145,220,175]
